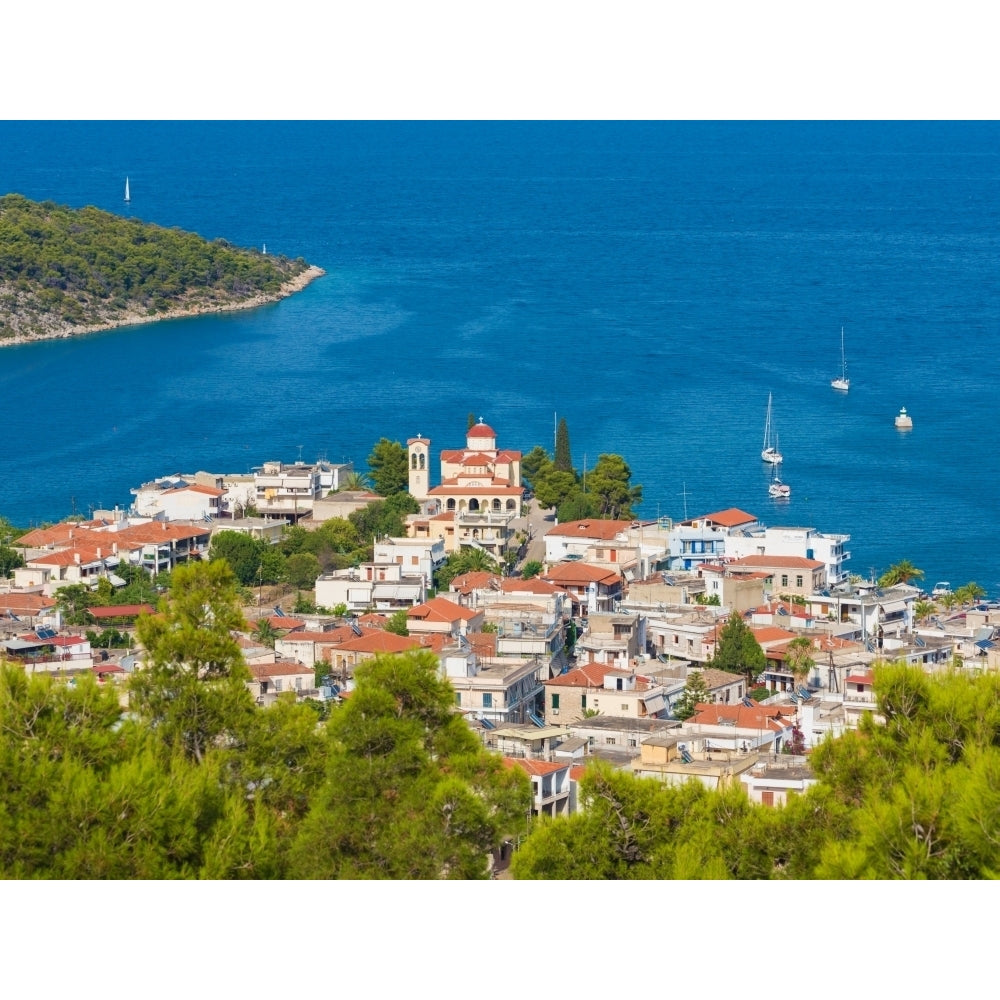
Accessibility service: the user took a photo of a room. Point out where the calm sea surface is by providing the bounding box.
[1,121,998,594]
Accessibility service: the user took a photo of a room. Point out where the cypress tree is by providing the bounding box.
[554,417,573,472]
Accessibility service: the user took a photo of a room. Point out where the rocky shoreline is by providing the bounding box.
[0,265,326,349]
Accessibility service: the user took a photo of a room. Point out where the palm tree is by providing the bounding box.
[913,599,936,624]
[955,582,986,607]
[252,618,278,648]
[878,559,925,587]
[939,591,960,613]
[340,471,372,493]
[784,636,816,686]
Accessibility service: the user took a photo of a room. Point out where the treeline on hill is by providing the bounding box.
[0,193,312,340]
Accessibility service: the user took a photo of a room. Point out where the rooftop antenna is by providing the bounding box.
[297,444,304,463]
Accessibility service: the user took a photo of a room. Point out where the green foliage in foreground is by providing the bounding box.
[0,193,312,340]
[513,663,1000,879]
[0,560,529,878]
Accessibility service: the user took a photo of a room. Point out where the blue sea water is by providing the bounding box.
[1,121,999,594]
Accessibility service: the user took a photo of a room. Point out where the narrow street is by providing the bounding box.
[513,498,553,573]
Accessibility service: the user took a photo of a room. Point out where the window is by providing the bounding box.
[455,692,462,706]
[294,676,302,690]
[581,695,587,709]
[551,693,560,709]
[621,703,628,711]
[761,790,775,807]
[483,692,493,708]
[781,574,789,587]
[607,737,616,745]
[796,575,803,588]
[274,679,282,693]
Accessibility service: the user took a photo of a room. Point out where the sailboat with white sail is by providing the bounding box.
[831,326,849,391]
[124,176,131,204]
[768,436,790,497]
[761,392,782,465]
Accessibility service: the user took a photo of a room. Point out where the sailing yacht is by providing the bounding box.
[761,392,782,464]
[768,438,791,497]
[831,326,849,391]
[124,176,131,203]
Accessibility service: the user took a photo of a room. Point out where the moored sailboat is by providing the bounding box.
[831,326,849,391]
[768,435,790,497]
[124,176,131,203]
[761,392,782,464]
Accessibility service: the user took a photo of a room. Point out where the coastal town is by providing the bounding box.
[2,417,998,863]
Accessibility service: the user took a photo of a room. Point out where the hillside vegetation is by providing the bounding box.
[0,193,318,342]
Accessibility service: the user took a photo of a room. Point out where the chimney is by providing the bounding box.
[74,553,81,564]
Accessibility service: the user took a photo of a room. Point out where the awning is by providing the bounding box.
[642,694,667,715]
[880,600,907,615]
[108,574,127,587]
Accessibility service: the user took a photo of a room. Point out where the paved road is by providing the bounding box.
[513,499,554,571]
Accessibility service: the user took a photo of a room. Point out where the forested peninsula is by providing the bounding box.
[0,194,323,346]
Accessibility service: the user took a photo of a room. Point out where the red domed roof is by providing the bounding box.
[469,422,496,437]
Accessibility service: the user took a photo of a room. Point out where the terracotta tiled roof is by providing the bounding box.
[750,626,800,645]
[688,702,796,729]
[29,545,105,567]
[249,661,314,679]
[730,554,824,570]
[466,632,497,657]
[545,519,634,541]
[695,668,745,689]
[450,571,501,595]
[408,596,480,622]
[544,662,617,688]
[692,508,758,527]
[501,577,567,596]
[262,615,306,630]
[846,673,874,685]
[18,524,83,547]
[427,484,521,496]
[541,562,621,586]
[0,594,56,614]
[468,422,497,437]
[114,523,211,544]
[505,757,568,777]
[336,632,422,654]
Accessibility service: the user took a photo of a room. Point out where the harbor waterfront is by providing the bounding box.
[1,121,998,594]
